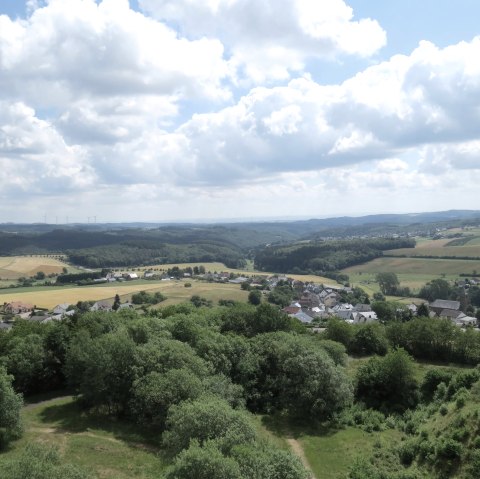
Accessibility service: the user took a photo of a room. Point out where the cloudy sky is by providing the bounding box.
[1,0,480,223]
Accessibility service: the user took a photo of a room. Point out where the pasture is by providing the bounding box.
[0,279,249,309]
[344,257,480,277]
[344,256,480,295]
[0,256,73,280]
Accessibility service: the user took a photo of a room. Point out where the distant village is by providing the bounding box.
[1,267,478,331]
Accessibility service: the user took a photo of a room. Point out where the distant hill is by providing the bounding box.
[0,210,479,268]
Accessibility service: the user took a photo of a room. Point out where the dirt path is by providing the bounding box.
[287,437,317,479]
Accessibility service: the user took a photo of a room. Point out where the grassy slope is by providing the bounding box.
[261,359,474,479]
[3,397,167,479]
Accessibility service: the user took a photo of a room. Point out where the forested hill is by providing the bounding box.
[0,209,478,268]
[254,238,416,275]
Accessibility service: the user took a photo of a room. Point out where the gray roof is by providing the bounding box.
[430,299,461,311]
[293,311,314,324]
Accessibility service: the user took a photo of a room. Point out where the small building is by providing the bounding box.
[429,299,461,316]
[53,303,72,315]
[90,300,113,312]
[4,301,34,314]
[124,273,139,281]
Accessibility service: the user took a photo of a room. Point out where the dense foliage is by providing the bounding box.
[254,238,415,275]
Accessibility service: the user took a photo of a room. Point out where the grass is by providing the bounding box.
[261,412,403,479]
[0,279,249,309]
[0,255,78,280]
[2,396,167,479]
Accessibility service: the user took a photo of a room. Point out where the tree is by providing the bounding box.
[35,271,46,280]
[112,294,121,311]
[350,324,388,356]
[166,442,242,479]
[419,278,454,302]
[375,272,399,295]
[163,397,256,455]
[355,348,418,412]
[0,368,23,450]
[417,303,430,317]
[248,290,262,306]
[131,369,203,428]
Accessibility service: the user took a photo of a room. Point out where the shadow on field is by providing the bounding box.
[261,414,340,439]
[39,399,161,451]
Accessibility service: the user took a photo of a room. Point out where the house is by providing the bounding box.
[354,311,378,324]
[293,311,314,324]
[90,300,113,312]
[124,273,139,281]
[28,315,53,323]
[283,305,301,315]
[53,303,72,315]
[228,276,249,284]
[354,303,373,313]
[429,299,461,316]
[4,301,34,314]
[455,316,477,327]
[439,309,464,320]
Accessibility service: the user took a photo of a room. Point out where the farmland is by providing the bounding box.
[343,256,480,296]
[0,255,75,280]
[0,279,249,309]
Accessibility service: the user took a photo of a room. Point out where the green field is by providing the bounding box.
[0,279,249,309]
[343,256,480,295]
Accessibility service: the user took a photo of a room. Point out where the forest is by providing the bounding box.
[254,238,415,275]
[1,301,480,478]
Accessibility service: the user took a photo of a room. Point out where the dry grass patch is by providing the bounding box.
[0,256,73,280]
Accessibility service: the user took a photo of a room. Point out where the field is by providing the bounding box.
[130,261,339,285]
[343,256,480,296]
[0,255,75,280]
[0,279,249,309]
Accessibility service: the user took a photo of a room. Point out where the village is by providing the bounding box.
[1,267,478,331]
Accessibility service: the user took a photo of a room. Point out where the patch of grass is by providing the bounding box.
[3,396,167,479]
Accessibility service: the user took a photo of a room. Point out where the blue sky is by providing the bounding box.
[1,0,480,223]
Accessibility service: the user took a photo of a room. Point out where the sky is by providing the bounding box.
[1,0,480,223]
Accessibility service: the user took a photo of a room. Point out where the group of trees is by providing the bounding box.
[254,238,415,275]
[0,301,358,476]
[325,316,480,365]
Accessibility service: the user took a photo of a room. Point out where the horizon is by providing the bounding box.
[1,208,479,227]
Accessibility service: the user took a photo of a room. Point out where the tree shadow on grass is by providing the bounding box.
[261,413,342,440]
[39,399,162,453]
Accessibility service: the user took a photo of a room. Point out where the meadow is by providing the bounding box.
[343,256,480,296]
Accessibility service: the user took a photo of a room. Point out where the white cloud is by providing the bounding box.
[0,0,230,107]
[139,0,386,83]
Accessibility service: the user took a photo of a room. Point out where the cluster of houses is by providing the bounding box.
[281,284,379,325]
[0,299,135,329]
